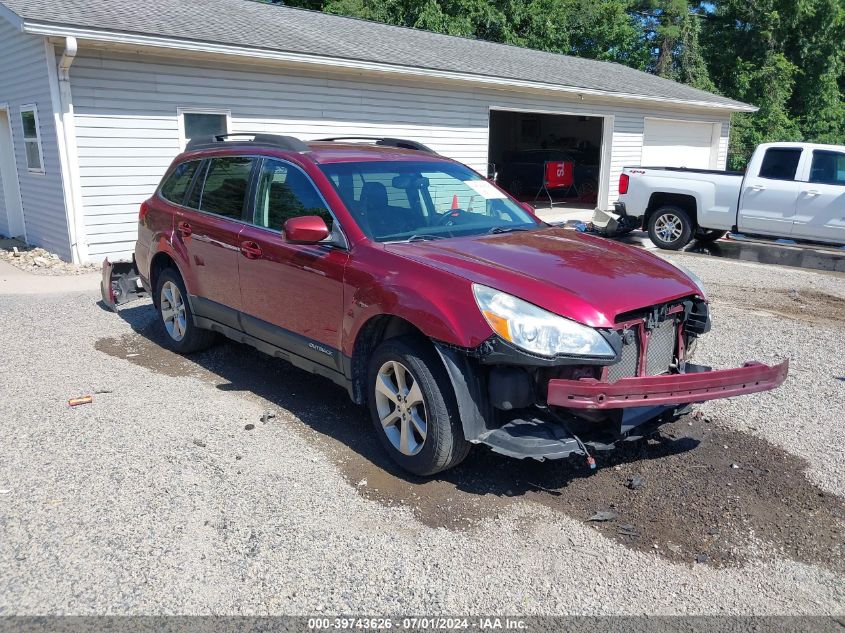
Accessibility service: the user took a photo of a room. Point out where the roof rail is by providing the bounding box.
[316,136,437,154]
[185,133,309,153]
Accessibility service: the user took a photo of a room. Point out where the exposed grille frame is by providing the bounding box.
[645,317,678,376]
[606,329,639,382]
[604,306,682,382]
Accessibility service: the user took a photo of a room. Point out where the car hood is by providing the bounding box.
[383,228,701,328]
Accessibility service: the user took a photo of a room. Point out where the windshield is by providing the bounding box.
[319,160,541,242]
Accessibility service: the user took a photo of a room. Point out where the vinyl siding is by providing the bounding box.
[0,17,69,257]
[69,48,732,262]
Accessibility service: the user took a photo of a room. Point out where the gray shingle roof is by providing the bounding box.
[1,0,753,110]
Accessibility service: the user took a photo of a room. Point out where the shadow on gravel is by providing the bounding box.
[96,302,845,573]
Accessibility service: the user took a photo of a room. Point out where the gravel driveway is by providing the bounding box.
[0,252,843,615]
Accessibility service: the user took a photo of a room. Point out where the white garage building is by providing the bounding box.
[0,0,755,263]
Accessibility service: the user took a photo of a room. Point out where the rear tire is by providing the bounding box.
[647,206,694,250]
[367,336,470,476]
[155,267,217,354]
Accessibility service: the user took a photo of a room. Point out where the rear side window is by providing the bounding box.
[758,148,802,181]
[198,156,254,219]
[809,150,845,186]
[160,160,201,204]
[254,160,333,231]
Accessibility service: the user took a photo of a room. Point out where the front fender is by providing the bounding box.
[342,275,491,357]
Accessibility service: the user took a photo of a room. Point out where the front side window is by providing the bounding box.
[198,156,254,220]
[809,150,845,186]
[254,160,333,231]
[181,110,229,146]
[160,160,201,204]
[20,106,44,173]
[320,160,539,242]
[758,148,802,181]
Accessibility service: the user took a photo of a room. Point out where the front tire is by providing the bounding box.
[647,206,694,250]
[367,336,469,476]
[155,267,216,354]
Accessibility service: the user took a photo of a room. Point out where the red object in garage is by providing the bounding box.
[544,161,574,189]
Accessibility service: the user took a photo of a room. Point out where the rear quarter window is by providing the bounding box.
[160,160,201,204]
[198,156,254,219]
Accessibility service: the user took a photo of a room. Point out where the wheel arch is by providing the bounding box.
[149,252,180,306]
[645,192,699,227]
[348,314,432,405]
[347,314,492,446]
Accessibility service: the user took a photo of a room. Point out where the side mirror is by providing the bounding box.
[284,215,330,244]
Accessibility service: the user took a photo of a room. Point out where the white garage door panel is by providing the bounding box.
[642,118,717,169]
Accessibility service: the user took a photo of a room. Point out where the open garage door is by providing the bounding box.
[488,110,605,208]
[642,118,719,169]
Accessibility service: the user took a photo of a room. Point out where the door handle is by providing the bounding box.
[805,189,821,197]
[240,240,263,259]
[177,221,192,237]
[750,184,766,191]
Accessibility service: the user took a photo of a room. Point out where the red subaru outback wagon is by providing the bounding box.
[103,133,787,476]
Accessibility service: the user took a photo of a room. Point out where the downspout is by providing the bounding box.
[58,36,77,80]
[51,36,88,264]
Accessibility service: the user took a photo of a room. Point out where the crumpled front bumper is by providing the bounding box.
[548,360,788,409]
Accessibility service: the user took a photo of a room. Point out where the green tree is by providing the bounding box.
[702,0,844,166]
[285,0,648,67]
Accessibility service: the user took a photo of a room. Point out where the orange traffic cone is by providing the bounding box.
[451,194,459,210]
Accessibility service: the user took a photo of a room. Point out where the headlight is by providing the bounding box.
[472,284,615,358]
[673,262,707,298]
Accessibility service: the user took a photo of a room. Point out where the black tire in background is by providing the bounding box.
[367,336,470,476]
[647,205,695,250]
[694,228,727,243]
[154,267,217,354]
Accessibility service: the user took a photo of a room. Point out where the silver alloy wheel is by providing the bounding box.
[160,280,187,342]
[654,213,684,243]
[374,360,427,456]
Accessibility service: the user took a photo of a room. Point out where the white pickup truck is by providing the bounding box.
[615,142,845,250]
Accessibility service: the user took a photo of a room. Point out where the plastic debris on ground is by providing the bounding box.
[587,510,619,522]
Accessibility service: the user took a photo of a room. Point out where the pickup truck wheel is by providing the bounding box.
[648,206,694,250]
[368,337,470,476]
[695,228,727,243]
[155,268,217,354]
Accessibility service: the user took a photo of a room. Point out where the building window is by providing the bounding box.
[178,109,230,148]
[20,105,44,173]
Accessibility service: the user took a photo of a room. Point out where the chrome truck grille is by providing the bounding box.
[606,316,678,382]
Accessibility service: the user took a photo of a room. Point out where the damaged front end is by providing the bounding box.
[436,297,788,464]
[100,257,149,311]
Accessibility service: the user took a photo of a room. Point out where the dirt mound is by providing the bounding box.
[714,285,845,327]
